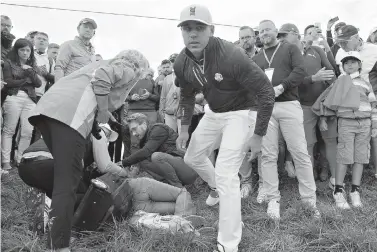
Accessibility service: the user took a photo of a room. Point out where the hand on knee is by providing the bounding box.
[151,152,165,163]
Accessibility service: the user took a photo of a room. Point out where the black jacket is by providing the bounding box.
[174,36,274,136]
[122,123,183,166]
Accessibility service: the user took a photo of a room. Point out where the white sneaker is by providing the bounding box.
[333,190,351,210]
[285,161,296,178]
[329,177,336,190]
[267,200,280,219]
[1,168,9,175]
[206,189,220,206]
[349,191,363,208]
[256,190,267,204]
[240,183,252,199]
[214,243,238,252]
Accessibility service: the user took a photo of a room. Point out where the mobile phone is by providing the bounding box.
[331,16,340,22]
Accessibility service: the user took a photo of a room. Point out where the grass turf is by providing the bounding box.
[1,167,377,252]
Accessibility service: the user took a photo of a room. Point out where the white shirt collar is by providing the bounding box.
[350,72,360,79]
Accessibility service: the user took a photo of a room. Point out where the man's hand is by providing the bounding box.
[372,129,377,138]
[319,117,328,131]
[273,84,284,97]
[176,130,190,152]
[22,65,32,70]
[327,17,338,31]
[97,110,116,124]
[312,67,335,82]
[118,168,129,178]
[195,93,204,104]
[139,90,150,100]
[131,94,140,101]
[246,134,263,162]
[128,165,140,178]
[1,81,6,90]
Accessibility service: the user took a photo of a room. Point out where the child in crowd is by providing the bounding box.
[317,51,377,209]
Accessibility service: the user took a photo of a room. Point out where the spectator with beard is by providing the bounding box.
[55,18,97,82]
[1,39,42,170]
[279,23,337,186]
[123,68,159,157]
[252,20,318,220]
[239,26,258,57]
[121,113,198,188]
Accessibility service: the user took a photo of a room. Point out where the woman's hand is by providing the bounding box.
[22,65,32,70]
[97,110,116,124]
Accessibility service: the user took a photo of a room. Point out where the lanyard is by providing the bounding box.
[263,43,281,68]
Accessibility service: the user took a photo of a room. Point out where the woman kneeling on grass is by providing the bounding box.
[314,51,377,209]
[28,49,149,252]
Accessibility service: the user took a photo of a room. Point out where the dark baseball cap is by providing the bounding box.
[169,53,178,63]
[278,23,300,35]
[334,22,346,32]
[78,18,97,29]
[337,25,359,40]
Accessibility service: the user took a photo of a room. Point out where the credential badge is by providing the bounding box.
[214,73,223,82]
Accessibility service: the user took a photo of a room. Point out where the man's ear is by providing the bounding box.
[210,25,215,35]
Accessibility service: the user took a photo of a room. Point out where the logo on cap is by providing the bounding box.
[190,7,196,16]
[214,73,223,82]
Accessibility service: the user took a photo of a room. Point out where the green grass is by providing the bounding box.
[2,167,377,252]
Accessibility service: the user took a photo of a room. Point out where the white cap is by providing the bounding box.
[99,124,119,142]
[340,51,362,63]
[177,4,212,27]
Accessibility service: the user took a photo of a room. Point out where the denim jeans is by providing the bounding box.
[2,91,36,163]
[129,177,195,216]
[151,152,197,187]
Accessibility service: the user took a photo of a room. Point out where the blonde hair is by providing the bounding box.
[111,50,149,78]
